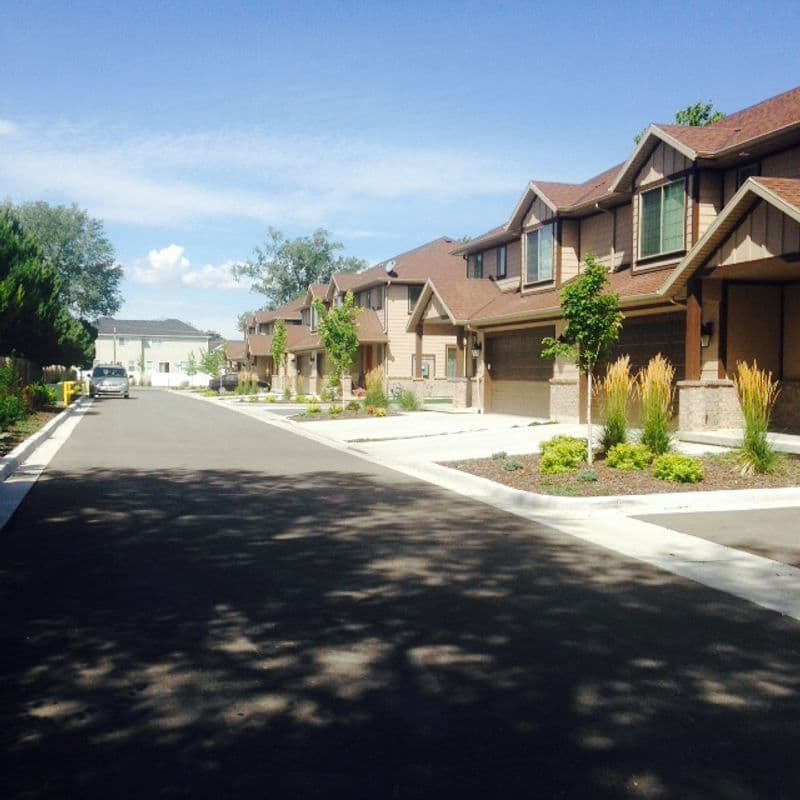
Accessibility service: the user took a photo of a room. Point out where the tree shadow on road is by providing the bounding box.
[1,467,799,799]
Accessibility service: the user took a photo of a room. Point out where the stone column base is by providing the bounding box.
[341,375,353,401]
[549,378,580,424]
[677,380,743,431]
[412,378,426,403]
[451,378,469,408]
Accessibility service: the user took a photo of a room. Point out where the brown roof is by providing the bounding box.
[290,309,387,353]
[347,237,463,290]
[661,86,800,155]
[309,283,328,300]
[225,340,246,360]
[247,334,272,357]
[253,295,305,324]
[534,163,625,212]
[469,266,672,326]
[332,273,360,291]
[751,176,800,209]
[427,277,500,324]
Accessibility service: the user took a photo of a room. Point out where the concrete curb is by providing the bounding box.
[0,397,89,483]
[173,389,800,516]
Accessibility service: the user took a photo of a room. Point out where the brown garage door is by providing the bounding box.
[486,327,554,417]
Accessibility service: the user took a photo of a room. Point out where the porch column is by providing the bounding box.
[456,327,466,378]
[413,323,425,402]
[310,351,319,397]
[685,279,702,381]
[549,320,580,423]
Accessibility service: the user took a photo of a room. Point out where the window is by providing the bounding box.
[468,252,483,278]
[412,354,435,379]
[158,362,170,373]
[310,305,318,331]
[408,285,422,313]
[639,179,686,259]
[736,162,760,189]
[525,224,554,284]
[372,287,383,310]
[497,245,507,279]
[117,337,126,346]
[446,346,458,379]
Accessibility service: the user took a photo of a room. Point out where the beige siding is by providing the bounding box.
[711,200,800,266]
[634,141,692,188]
[523,197,555,227]
[384,284,456,379]
[615,203,632,266]
[697,170,723,239]
[560,219,580,283]
[507,239,521,279]
[762,145,800,181]
[579,212,614,268]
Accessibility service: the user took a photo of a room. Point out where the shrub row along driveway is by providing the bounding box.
[1,389,800,799]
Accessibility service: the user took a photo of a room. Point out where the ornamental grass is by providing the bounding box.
[638,354,674,455]
[598,355,635,450]
[733,360,781,476]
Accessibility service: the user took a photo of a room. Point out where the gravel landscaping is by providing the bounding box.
[445,452,800,497]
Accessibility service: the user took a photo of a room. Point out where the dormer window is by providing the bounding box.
[497,245,507,279]
[639,179,685,259]
[525,224,554,285]
[468,253,483,278]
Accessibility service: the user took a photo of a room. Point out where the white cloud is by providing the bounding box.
[131,244,190,285]
[181,261,248,291]
[0,120,521,229]
[0,119,17,137]
[129,246,250,292]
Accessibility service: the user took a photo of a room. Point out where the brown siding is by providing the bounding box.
[579,212,614,268]
[784,285,800,380]
[615,203,633,266]
[711,200,800,266]
[727,285,782,376]
[762,145,800,181]
[523,197,555,227]
[697,170,723,239]
[609,312,686,380]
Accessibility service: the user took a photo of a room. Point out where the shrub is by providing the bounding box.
[0,395,28,429]
[599,356,635,450]
[653,454,704,483]
[733,360,781,476]
[577,468,598,482]
[365,366,389,408]
[321,384,338,403]
[267,396,277,403]
[234,371,259,395]
[638,354,674,455]
[491,451,508,460]
[396,389,421,411]
[328,404,343,416]
[367,406,387,417]
[539,436,588,475]
[283,386,292,401]
[606,442,654,471]
[296,393,308,404]
[346,400,362,411]
[305,403,322,416]
[502,459,524,472]
[22,383,56,410]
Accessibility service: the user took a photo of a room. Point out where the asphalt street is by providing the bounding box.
[2,389,800,799]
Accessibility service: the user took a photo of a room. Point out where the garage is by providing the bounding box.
[485,327,554,417]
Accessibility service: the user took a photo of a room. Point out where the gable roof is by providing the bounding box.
[290,309,388,353]
[225,340,245,360]
[253,296,305,325]
[660,176,800,298]
[96,318,208,338]
[407,276,500,329]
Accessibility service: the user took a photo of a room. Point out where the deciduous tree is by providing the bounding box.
[313,292,361,403]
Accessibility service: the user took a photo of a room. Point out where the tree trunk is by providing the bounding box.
[586,371,593,467]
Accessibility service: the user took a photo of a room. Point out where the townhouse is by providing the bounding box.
[409,86,800,432]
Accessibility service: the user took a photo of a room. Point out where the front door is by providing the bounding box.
[364,346,373,373]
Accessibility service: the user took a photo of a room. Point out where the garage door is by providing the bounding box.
[486,327,554,417]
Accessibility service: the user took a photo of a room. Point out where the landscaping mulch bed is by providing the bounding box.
[294,408,397,422]
[445,452,800,497]
[0,407,61,457]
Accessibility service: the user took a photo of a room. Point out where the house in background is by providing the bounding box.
[224,340,246,372]
[243,296,306,383]
[94,318,211,386]
[409,86,800,432]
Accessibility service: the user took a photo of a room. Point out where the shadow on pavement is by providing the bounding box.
[1,468,799,799]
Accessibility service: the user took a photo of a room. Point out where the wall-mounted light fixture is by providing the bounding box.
[700,321,713,348]
[470,341,482,359]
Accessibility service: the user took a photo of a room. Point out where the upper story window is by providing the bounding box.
[408,285,422,313]
[639,179,685,259]
[372,286,383,310]
[468,252,483,278]
[525,224,554,285]
[736,162,760,189]
[117,337,126,346]
[497,245,507,279]
[310,305,318,332]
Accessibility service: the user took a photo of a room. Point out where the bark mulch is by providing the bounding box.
[0,408,61,457]
[445,451,800,497]
[294,408,396,422]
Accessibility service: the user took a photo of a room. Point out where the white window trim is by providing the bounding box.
[524,223,555,285]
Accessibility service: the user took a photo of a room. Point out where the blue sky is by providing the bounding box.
[1,0,798,338]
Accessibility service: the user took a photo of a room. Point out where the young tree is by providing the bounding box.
[199,348,225,393]
[186,350,198,378]
[313,292,361,405]
[271,318,288,380]
[233,228,367,309]
[542,256,623,466]
[10,201,122,318]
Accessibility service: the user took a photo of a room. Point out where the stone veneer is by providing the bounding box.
[677,380,743,431]
[549,378,580,423]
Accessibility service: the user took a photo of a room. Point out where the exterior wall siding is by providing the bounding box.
[95,336,209,375]
[560,219,580,283]
[523,197,555,227]
[635,141,692,188]
[697,170,723,239]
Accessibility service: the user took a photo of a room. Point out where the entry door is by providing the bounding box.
[364,346,373,373]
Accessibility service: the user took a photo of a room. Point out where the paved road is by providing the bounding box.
[2,390,800,799]
[638,508,800,567]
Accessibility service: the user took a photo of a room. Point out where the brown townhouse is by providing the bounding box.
[409,86,800,433]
